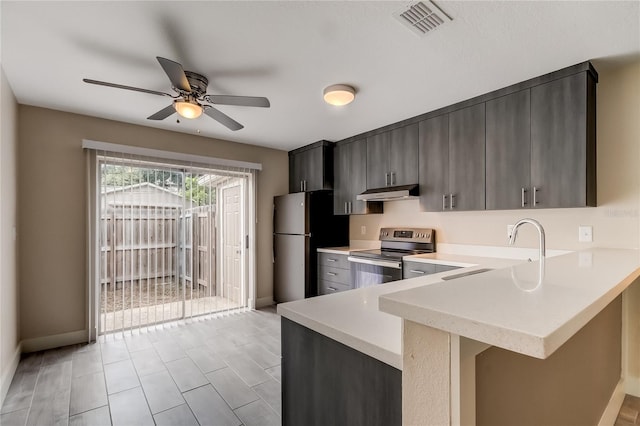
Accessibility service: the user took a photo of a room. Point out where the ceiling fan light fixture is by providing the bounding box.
[175,100,203,119]
[323,84,356,106]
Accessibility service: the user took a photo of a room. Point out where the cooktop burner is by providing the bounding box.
[349,227,436,260]
[352,248,433,261]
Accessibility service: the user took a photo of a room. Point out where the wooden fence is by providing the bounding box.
[99,205,216,291]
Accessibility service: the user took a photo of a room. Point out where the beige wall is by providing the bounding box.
[476,296,622,426]
[18,106,288,342]
[351,60,640,251]
[0,67,20,401]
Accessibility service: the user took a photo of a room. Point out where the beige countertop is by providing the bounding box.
[277,252,522,369]
[381,248,640,359]
[279,248,640,368]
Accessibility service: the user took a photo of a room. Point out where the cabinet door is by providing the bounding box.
[531,73,589,208]
[289,153,304,193]
[486,90,531,210]
[389,124,419,186]
[366,132,390,189]
[403,261,436,279]
[449,104,486,211]
[349,139,371,214]
[333,144,350,215]
[418,115,449,211]
[302,146,324,192]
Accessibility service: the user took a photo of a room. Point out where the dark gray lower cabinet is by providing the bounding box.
[317,252,352,295]
[403,261,461,279]
[282,318,401,426]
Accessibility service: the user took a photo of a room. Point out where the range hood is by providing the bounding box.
[356,184,419,202]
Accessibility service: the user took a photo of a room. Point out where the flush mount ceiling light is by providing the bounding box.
[174,99,203,119]
[323,84,356,106]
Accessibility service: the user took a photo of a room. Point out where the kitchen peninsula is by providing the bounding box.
[277,248,640,426]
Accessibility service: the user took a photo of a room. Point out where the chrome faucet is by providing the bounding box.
[509,218,546,261]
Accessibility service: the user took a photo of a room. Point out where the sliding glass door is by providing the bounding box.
[95,154,252,335]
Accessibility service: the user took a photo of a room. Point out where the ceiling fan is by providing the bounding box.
[83,57,270,131]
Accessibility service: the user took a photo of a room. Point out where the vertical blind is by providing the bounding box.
[84,141,259,337]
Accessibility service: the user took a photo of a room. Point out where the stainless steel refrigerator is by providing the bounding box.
[273,191,348,303]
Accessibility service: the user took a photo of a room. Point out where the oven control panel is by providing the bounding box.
[379,227,434,243]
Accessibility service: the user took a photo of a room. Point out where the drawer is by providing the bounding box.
[318,265,350,286]
[403,261,436,279]
[318,252,350,269]
[319,279,351,295]
[435,264,461,273]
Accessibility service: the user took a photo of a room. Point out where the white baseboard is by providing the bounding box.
[0,342,22,408]
[256,297,275,308]
[625,376,640,398]
[599,378,626,426]
[21,329,88,353]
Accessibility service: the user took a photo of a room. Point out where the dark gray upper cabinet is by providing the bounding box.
[340,62,597,212]
[418,115,449,211]
[289,141,334,193]
[334,139,383,215]
[448,103,486,211]
[486,90,532,210]
[530,72,597,208]
[366,124,418,189]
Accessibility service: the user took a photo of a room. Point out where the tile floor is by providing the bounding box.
[0,307,281,426]
[616,394,640,426]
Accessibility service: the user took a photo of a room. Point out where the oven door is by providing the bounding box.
[347,256,402,288]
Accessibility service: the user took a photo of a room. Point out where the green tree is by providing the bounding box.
[184,176,215,206]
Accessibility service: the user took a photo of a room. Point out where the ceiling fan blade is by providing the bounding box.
[156,57,191,92]
[204,106,244,131]
[147,104,176,120]
[83,78,173,97]
[204,95,270,108]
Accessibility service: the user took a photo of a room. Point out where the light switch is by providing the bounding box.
[360,226,367,235]
[578,226,593,242]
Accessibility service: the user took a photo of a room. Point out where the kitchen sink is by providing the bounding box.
[441,268,493,281]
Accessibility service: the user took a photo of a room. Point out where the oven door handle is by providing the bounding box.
[347,256,402,270]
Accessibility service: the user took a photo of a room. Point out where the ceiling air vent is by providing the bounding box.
[394,1,452,37]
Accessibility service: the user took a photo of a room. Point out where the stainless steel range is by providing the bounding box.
[347,227,435,288]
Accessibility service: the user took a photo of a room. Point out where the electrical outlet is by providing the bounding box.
[578,225,593,242]
[507,224,515,239]
[360,225,367,235]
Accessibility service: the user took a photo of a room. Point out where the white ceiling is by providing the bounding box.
[1,1,639,151]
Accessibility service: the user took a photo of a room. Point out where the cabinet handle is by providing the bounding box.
[409,270,426,275]
[304,180,307,191]
[328,286,337,291]
[521,187,527,207]
[385,172,389,186]
[344,202,348,214]
[326,272,337,276]
[348,201,352,214]
[450,194,455,209]
[327,258,337,262]
[442,194,448,210]
[300,181,304,192]
[391,171,396,185]
[533,187,539,206]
